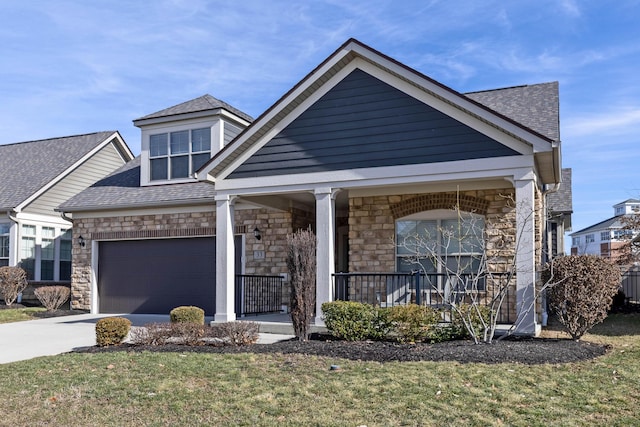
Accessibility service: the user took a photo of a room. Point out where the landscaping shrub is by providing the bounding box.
[322,301,391,341]
[450,303,491,339]
[129,323,172,346]
[95,317,131,346]
[34,286,70,311]
[210,321,260,346]
[542,255,621,340]
[169,306,205,325]
[287,228,316,341]
[386,304,440,343]
[0,266,28,306]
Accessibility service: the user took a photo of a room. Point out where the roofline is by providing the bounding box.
[133,108,252,128]
[56,195,217,214]
[15,132,134,212]
[197,38,556,181]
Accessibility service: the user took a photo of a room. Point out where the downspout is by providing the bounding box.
[539,183,561,327]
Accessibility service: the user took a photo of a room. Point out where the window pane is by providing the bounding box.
[59,261,71,281]
[191,128,211,152]
[192,152,211,173]
[171,156,189,178]
[442,218,483,253]
[150,134,168,157]
[20,235,35,280]
[41,260,54,280]
[170,131,189,154]
[396,221,417,255]
[0,259,8,267]
[42,238,55,260]
[150,158,168,180]
[60,240,72,261]
[22,225,36,236]
[0,224,9,234]
[0,236,8,258]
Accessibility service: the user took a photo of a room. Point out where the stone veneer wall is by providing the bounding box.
[71,209,296,311]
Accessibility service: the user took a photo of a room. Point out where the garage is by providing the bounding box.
[97,237,240,315]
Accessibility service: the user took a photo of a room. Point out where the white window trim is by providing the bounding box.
[18,224,71,281]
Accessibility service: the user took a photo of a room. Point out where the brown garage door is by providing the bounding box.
[98,237,231,315]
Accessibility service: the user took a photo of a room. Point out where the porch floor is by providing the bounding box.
[236,312,327,335]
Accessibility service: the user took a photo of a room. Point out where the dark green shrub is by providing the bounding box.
[321,301,390,341]
[450,303,491,339]
[387,304,441,343]
[96,317,131,346]
[170,306,205,325]
[542,255,621,340]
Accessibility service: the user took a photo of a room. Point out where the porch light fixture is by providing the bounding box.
[78,235,86,247]
[253,227,262,241]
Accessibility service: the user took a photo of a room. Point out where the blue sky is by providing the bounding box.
[1,0,639,246]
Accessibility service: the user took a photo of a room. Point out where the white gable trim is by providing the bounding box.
[15,132,132,213]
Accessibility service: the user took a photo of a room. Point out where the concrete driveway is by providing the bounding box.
[0,313,292,364]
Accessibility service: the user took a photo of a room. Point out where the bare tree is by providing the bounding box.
[616,213,640,265]
[0,266,28,306]
[287,228,316,341]
[396,194,554,343]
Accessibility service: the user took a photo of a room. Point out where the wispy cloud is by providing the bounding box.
[564,108,640,138]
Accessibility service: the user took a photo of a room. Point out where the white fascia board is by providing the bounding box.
[15,132,123,212]
[215,156,535,195]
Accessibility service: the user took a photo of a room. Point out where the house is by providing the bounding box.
[570,199,640,259]
[59,39,564,335]
[0,132,133,299]
[546,168,573,258]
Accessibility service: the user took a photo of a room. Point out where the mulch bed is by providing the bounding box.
[77,332,609,365]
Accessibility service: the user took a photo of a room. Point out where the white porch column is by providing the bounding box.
[214,194,236,322]
[314,187,337,326]
[514,178,539,335]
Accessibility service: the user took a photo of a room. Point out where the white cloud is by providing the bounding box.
[564,108,640,138]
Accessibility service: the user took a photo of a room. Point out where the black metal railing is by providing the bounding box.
[621,268,640,304]
[333,272,515,323]
[235,275,284,316]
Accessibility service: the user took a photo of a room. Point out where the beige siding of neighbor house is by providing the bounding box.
[23,142,127,216]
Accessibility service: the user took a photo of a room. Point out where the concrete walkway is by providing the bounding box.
[0,313,293,364]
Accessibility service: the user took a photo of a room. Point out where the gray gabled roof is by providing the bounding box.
[465,82,560,142]
[0,132,119,210]
[58,157,217,212]
[571,216,627,236]
[133,94,253,124]
[547,168,572,213]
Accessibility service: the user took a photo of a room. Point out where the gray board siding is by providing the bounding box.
[228,69,520,179]
[24,143,125,216]
[224,121,243,146]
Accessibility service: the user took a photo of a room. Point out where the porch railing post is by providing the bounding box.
[414,271,421,305]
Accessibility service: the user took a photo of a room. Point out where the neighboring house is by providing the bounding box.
[59,39,565,335]
[570,199,640,259]
[0,132,133,295]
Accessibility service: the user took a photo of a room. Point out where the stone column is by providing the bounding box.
[515,178,538,335]
[214,194,236,322]
[314,188,337,326]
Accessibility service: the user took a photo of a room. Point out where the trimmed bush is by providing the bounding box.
[322,301,391,341]
[34,286,70,311]
[542,255,621,340]
[287,228,316,341]
[450,303,491,339]
[210,321,260,346]
[0,266,28,306]
[387,304,440,343]
[170,306,205,325]
[129,323,171,346]
[96,317,131,346]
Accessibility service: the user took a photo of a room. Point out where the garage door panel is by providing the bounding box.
[98,238,216,315]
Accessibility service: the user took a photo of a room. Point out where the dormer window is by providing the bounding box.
[149,128,211,181]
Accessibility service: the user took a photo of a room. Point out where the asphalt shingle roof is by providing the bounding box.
[134,94,254,124]
[0,132,117,210]
[547,168,572,213]
[465,82,560,142]
[58,157,217,211]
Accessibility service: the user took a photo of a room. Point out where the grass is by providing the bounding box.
[1,314,639,426]
[0,306,46,323]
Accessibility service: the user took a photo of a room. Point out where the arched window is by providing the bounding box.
[396,209,485,275]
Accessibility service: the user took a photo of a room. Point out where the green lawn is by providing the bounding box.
[1,314,639,426]
[0,306,46,323]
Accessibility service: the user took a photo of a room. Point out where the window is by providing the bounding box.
[585,234,595,243]
[614,229,633,240]
[396,212,484,275]
[0,224,9,267]
[616,206,624,216]
[20,225,36,280]
[149,128,211,181]
[59,229,72,281]
[41,227,55,280]
[572,236,580,246]
[601,231,611,241]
